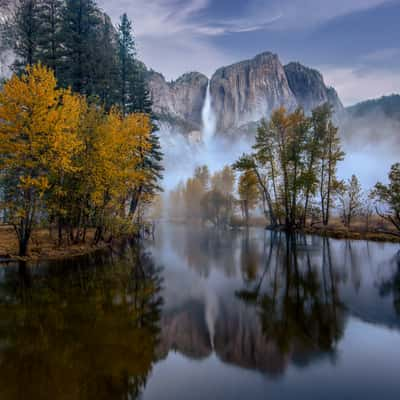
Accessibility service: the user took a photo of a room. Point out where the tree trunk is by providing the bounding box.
[19,237,29,257]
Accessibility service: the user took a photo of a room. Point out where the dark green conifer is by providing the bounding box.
[12,0,41,72]
[36,0,63,74]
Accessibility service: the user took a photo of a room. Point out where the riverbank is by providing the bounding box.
[167,217,400,243]
[234,217,400,243]
[271,218,400,243]
[0,225,124,262]
[301,225,400,243]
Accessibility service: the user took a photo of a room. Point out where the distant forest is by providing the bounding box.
[347,94,400,121]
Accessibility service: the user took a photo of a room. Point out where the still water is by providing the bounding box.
[0,224,399,399]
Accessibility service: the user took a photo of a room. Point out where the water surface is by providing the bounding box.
[0,224,399,399]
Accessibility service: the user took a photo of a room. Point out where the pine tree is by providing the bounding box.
[117,13,136,115]
[115,14,164,216]
[93,14,119,109]
[36,0,63,74]
[60,0,101,95]
[12,0,41,72]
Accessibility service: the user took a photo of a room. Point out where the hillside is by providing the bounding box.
[346,94,400,121]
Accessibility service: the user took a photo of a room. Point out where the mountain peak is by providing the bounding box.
[284,62,343,113]
[212,51,279,80]
[146,51,344,135]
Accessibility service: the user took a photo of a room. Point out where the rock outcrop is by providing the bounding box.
[284,62,343,114]
[147,53,344,136]
[147,71,208,131]
[210,52,297,133]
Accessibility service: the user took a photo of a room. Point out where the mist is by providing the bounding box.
[159,78,253,191]
[159,117,398,197]
[338,111,400,188]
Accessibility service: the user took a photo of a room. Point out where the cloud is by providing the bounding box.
[245,0,392,30]
[320,65,400,106]
[98,0,235,79]
[97,0,399,89]
[193,15,283,36]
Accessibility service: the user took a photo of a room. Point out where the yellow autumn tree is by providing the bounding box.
[88,109,152,242]
[0,64,82,255]
[238,170,260,226]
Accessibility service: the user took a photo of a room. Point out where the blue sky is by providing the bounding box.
[99,0,400,105]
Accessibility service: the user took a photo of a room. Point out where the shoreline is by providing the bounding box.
[297,226,400,243]
[1,222,399,263]
[0,226,139,263]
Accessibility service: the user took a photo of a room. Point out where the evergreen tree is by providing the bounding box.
[133,63,164,202]
[117,13,136,115]
[36,0,63,74]
[60,0,102,95]
[115,14,164,216]
[12,0,41,72]
[93,14,119,109]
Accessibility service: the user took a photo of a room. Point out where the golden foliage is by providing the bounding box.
[0,64,82,194]
[0,64,157,254]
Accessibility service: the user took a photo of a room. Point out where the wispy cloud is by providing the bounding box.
[98,0,235,79]
[98,0,399,102]
[245,0,392,30]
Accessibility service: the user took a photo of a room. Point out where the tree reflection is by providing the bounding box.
[0,247,163,400]
[379,250,400,316]
[237,233,343,361]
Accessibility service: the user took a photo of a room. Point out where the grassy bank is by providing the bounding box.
[301,223,400,243]
[233,216,400,243]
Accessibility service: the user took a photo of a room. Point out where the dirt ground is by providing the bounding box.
[0,225,109,261]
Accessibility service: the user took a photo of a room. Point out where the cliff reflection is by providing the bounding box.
[0,248,163,400]
[0,225,398,398]
[152,226,400,377]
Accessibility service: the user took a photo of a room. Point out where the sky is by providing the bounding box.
[98,0,400,106]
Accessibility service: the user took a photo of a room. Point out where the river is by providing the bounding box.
[0,224,399,399]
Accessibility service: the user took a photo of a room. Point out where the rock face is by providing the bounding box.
[210,52,297,132]
[147,52,344,136]
[284,62,343,114]
[147,71,208,131]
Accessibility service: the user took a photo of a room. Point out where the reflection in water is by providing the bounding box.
[0,225,400,399]
[378,250,400,316]
[0,247,163,400]
[238,234,342,363]
[150,225,400,379]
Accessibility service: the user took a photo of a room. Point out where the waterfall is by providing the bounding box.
[201,80,216,145]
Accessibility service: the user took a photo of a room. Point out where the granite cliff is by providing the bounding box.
[147,52,344,136]
[147,70,209,132]
[284,62,343,114]
[209,52,297,133]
